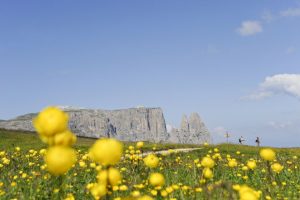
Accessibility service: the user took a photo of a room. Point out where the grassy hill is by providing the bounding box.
[0,129,201,151]
[2,129,300,156]
[1,129,300,199]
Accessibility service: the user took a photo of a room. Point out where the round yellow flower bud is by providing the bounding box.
[201,157,215,168]
[45,146,76,175]
[149,173,165,187]
[143,154,159,168]
[53,130,77,146]
[89,138,123,166]
[239,185,260,200]
[228,159,238,168]
[240,191,259,200]
[108,167,122,186]
[271,163,284,173]
[138,195,154,200]
[90,183,107,199]
[203,167,213,179]
[97,170,108,184]
[136,141,144,149]
[260,148,275,161]
[247,160,257,170]
[33,107,69,137]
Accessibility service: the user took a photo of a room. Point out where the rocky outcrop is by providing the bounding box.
[0,107,211,144]
[168,113,211,144]
[0,107,168,142]
[67,108,168,142]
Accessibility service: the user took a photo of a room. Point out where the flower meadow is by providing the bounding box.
[1,107,300,199]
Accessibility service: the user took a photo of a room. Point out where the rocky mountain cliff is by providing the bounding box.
[168,113,211,144]
[0,107,211,144]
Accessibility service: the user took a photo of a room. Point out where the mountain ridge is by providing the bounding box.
[0,106,211,144]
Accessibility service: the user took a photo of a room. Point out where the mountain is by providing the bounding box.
[0,107,211,144]
[168,113,211,144]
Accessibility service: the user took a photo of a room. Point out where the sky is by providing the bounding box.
[1,0,300,147]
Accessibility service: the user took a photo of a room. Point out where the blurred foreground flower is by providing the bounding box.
[34,106,77,176]
[33,106,69,137]
[260,148,275,161]
[45,146,76,176]
[89,138,123,166]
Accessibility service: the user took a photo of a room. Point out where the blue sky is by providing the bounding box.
[1,1,300,146]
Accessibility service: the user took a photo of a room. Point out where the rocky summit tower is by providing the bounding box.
[169,113,211,144]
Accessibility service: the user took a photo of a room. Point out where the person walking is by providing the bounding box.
[239,136,245,145]
[255,137,260,147]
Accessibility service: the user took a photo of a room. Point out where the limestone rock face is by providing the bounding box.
[169,113,211,144]
[0,107,211,144]
[67,108,169,142]
[0,107,168,142]
[180,115,190,132]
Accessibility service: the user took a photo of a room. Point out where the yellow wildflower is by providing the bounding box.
[45,146,76,175]
[89,138,123,166]
[143,154,159,168]
[149,173,165,187]
[260,149,275,161]
[33,106,68,137]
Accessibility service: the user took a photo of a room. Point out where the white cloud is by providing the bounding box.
[236,7,300,38]
[237,21,263,36]
[245,74,300,100]
[244,91,273,100]
[280,8,300,17]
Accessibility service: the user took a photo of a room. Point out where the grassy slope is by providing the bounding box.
[0,129,201,151]
[1,130,300,199]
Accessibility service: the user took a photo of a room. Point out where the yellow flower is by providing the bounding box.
[161,190,168,197]
[201,157,215,168]
[271,163,284,173]
[242,166,248,171]
[89,138,123,166]
[228,159,238,167]
[119,185,128,191]
[64,193,75,200]
[149,173,165,187]
[97,168,121,186]
[238,185,260,200]
[90,183,107,199]
[108,168,122,186]
[247,160,257,170]
[39,149,47,155]
[45,146,76,176]
[79,161,86,168]
[232,184,240,191]
[53,130,77,146]
[203,167,213,179]
[260,148,275,161]
[138,195,154,200]
[136,141,144,149]
[33,107,69,137]
[143,154,159,168]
